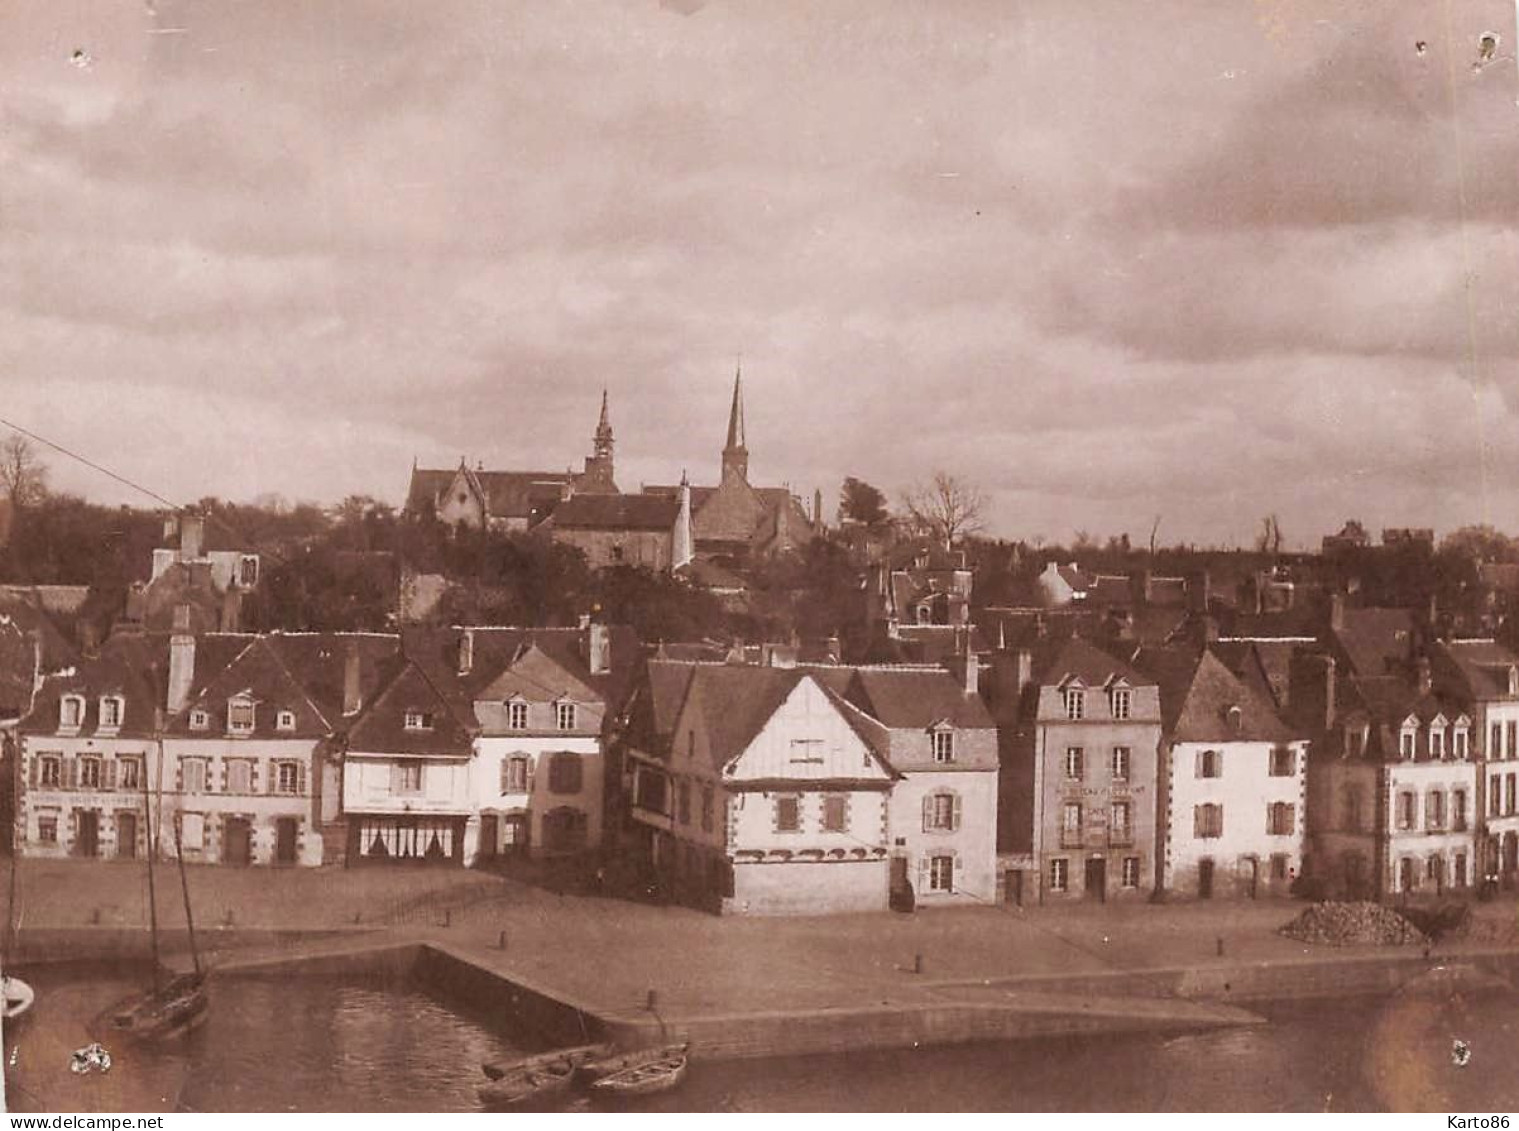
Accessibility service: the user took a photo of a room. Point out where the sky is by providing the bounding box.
[3,0,1518,549]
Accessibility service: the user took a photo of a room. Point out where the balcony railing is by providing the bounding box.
[1108,829,1134,848]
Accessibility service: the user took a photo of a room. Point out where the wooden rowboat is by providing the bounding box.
[580,1042,689,1082]
[481,1041,613,1081]
[98,971,208,1043]
[588,1052,688,1098]
[478,1062,577,1109]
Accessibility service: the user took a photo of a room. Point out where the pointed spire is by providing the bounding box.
[597,387,611,435]
[726,359,746,452]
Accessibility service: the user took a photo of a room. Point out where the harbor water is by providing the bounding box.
[7,968,1519,1112]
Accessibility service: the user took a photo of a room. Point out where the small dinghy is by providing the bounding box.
[481,1041,613,1081]
[2,975,34,1021]
[478,1062,577,1109]
[580,1041,689,1082]
[588,1051,689,1098]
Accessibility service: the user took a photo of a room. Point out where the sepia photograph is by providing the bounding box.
[2,0,1519,1116]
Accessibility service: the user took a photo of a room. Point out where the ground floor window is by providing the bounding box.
[542,806,589,853]
[37,814,57,843]
[1271,853,1290,881]
[355,816,459,862]
[1121,856,1140,888]
[1455,852,1468,887]
[1399,856,1416,892]
[929,854,955,892]
[1049,857,1069,893]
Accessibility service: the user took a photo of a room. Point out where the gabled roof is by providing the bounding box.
[406,466,574,521]
[345,658,475,757]
[1139,648,1297,744]
[1433,638,1519,701]
[170,635,334,738]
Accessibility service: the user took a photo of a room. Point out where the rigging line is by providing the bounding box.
[0,416,184,513]
[1438,3,1491,527]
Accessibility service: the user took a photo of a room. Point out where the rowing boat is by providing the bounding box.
[481,1041,613,1081]
[478,1062,577,1109]
[588,1052,688,1098]
[580,1042,688,1082]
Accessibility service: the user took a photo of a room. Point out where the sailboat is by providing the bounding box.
[97,740,207,1042]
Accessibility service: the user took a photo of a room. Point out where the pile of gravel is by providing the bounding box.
[1280,901,1427,946]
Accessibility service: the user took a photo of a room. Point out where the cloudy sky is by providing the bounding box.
[4,0,1517,548]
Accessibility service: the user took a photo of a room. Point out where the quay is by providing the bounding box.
[10,861,1519,1064]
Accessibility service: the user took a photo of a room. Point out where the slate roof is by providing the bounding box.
[406,467,575,522]
[345,658,476,757]
[22,633,168,739]
[1331,606,1418,679]
[845,667,995,731]
[1431,639,1519,701]
[1342,672,1473,761]
[1136,647,1296,743]
[1036,635,1155,691]
[547,493,679,532]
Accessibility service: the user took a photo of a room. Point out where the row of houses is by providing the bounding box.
[11,595,1519,914]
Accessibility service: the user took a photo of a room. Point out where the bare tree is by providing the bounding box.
[901,471,987,549]
[1256,513,1284,556]
[0,434,48,507]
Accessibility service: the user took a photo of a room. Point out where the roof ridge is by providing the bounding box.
[257,636,334,732]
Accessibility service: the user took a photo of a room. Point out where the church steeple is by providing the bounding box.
[580,389,617,491]
[721,362,748,484]
[594,387,614,460]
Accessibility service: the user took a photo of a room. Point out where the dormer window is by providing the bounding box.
[1399,720,1418,759]
[238,555,259,587]
[189,708,210,731]
[931,727,955,764]
[916,603,932,625]
[98,696,124,732]
[227,696,256,735]
[1429,724,1446,759]
[276,709,296,732]
[404,710,434,732]
[1110,688,1132,721]
[508,700,529,730]
[556,701,577,731]
[1063,688,1086,721]
[59,695,84,732]
[1454,719,1471,760]
[1226,705,1243,733]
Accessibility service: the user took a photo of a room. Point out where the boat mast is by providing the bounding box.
[172,822,200,977]
[143,735,161,995]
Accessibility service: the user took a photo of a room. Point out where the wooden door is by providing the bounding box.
[479,814,498,860]
[275,818,299,866]
[1084,856,1106,901]
[223,817,252,866]
[1198,857,1215,899]
[77,810,99,858]
[116,812,137,859]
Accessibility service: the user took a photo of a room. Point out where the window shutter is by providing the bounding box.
[922,794,933,833]
[500,759,510,794]
[1215,805,1223,837]
[27,756,37,788]
[175,760,183,792]
[268,763,278,794]
[106,760,117,791]
[951,793,963,832]
[1194,750,1204,778]
[1193,806,1203,838]
[220,761,228,793]
[66,758,78,789]
[916,855,930,894]
[250,761,259,793]
[297,760,307,796]
[390,763,403,795]
[1286,803,1295,836]
[525,758,536,795]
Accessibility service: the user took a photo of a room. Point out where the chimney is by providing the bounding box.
[825,634,841,664]
[168,605,195,714]
[1416,655,1432,697]
[180,513,204,561]
[343,641,363,716]
[587,622,609,675]
[79,620,99,658]
[1288,652,1336,736]
[953,629,978,696]
[671,473,694,573]
[1015,648,1033,699]
[1329,592,1345,632]
[1192,570,1212,613]
[458,629,474,676]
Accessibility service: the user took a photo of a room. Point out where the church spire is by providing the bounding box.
[594,387,613,458]
[721,361,749,484]
[581,388,617,491]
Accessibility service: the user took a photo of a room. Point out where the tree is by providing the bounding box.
[1442,524,1516,563]
[838,477,890,529]
[901,471,988,549]
[1256,514,1284,556]
[0,435,48,508]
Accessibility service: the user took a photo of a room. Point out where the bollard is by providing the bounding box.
[913,953,924,975]
[646,989,659,1012]
[1216,936,1225,957]
[498,930,508,950]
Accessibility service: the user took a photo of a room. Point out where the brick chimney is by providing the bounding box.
[458,628,474,676]
[167,605,195,714]
[219,587,243,633]
[1329,592,1345,632]
[1288,652,1336,737]
[343,641,363,716]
